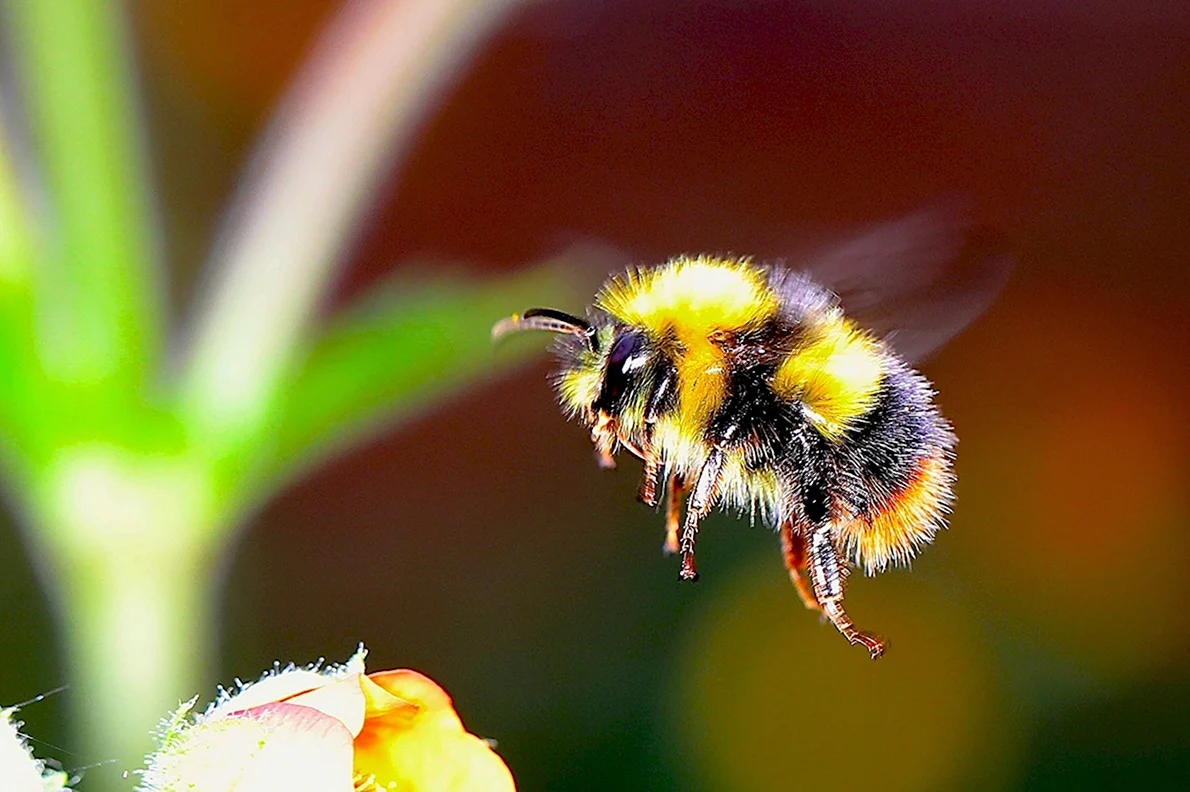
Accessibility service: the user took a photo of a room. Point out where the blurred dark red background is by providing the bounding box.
[3,1,1188,789]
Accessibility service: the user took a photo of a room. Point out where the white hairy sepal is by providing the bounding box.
[0,706,71,792]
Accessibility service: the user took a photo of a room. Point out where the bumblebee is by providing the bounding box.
[494,212,1007,658]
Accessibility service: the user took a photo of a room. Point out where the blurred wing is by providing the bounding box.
[800,210,1012,363]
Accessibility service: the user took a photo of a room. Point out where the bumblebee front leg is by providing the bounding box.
[678,448,725,581]
[807,525,885,659]
[779,520,820,612]
[636,365,677,507]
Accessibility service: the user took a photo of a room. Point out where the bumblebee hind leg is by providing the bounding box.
[779,520,820,612]
[807,525,885,659]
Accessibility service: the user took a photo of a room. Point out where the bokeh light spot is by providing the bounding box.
[669,560,1018,792]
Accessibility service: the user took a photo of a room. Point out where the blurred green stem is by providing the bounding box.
[180,0,521,467]
[5,0,159,389]
[0,105,34,284]
[2,0,538,785]
[0,105,41,465]
[31,444,219,776]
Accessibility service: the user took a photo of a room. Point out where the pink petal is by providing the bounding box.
[146,702,355,792]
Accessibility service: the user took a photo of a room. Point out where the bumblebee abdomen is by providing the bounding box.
[838,449,953,574]
[694,334,955,574]
[835,360,957,573]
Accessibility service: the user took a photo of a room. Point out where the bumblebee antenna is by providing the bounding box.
[492,308,598,351]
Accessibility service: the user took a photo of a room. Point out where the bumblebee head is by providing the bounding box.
[493,308,658,448]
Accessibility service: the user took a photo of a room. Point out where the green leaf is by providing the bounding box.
[251,254,602,495]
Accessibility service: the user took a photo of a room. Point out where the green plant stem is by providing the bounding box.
[0,107,42,467]
[33,446,219,779]
[4,0,159,389]
[0,106,34,286]
[56,539,216,779]
[179,0,522,464]
[2,0,550,787]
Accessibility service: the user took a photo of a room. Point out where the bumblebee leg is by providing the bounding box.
[638,454,663,507]
[679,449,725,582]
[637,367,676,505]
[807,525,885,659]
[592,412,617,469]
[779,520,820,611]
[663,472,686,555]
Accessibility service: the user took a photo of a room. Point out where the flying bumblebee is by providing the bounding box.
[493,212,1009,658]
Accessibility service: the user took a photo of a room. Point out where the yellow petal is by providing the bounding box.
[359,672,432,727]
[353,671,515,792]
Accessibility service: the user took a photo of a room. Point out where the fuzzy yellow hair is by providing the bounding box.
[595,257,778,430]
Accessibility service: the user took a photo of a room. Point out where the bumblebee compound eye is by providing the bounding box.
[596,330,650,411]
